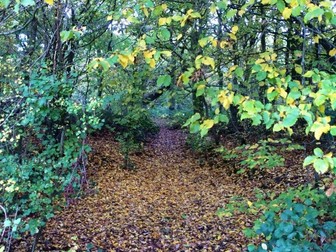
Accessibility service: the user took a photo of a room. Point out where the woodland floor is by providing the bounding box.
[16,120,316,251]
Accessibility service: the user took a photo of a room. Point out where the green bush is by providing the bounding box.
[0,73,101,248]
[217,187,336,252]
[216,139,304,175]
[101,94,159,169]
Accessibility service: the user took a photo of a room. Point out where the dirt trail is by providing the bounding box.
[36,122,253,251]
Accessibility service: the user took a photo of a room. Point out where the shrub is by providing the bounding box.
[217,186,336,252]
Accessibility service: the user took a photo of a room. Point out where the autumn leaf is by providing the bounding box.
[45,0,54,5]
[329,48,336,57]
[282,7,292,19]
[202,119,214,129]
[198,37,209,48]
[202,56,215,69]
[231,25,239,34]
[326,183,336,197]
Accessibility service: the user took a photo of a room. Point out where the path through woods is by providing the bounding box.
[31,122,264,251]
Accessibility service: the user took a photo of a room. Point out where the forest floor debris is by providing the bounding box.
[16,121,317,251]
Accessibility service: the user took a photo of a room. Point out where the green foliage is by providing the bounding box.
[218,187,336,252]
[0,72,101,246]
[1,0,336,248]
[186,133,216,154]
[101,93,159,169]
[217,139,286,175]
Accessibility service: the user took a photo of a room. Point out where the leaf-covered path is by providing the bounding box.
[37,122,255,251]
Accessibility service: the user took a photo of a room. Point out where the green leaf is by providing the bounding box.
[196,84,206,97]
[303,70,314,77]
[304,8,324,23]
[157,75,172,87]
[313,158,329,174]
[21,0,35,6]
[256,71,267,81]
[235,67,244,78]
[99,60,110,71]
[303,155,315,166]
[330,126,336,136]
[0,0,10,8]
[273,123,283,132]
[226,9,237,19]
[217,1,227,10]
[200,128,209,137]
[313,148,324,158]
[4,219,11,227]
[218,114,229,123]
[190,122,200,133]
[283,107,300,127]
[158,28,171,41]
[60,30,73,42]
[291,6,302,17]
[276,0,285,12]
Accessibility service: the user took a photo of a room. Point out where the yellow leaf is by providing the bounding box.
[202,119,215,129]
[211,39,218,47]
[159,18,167,26]
[255,58,264,64]
[279,88,287,99]
[107,15,113,21]
[313,36,320,44]
[45,0,54,5]
[261,0,271,4]
[295,65,302,74]
[311,121,330,140]
[267,87,275,93]
[286,97,295,105]
[329,48,336,57]
[181,16,188,27]
[128,54,135,63]
[324,152,333,158]
[229,33,237,41]
[202,56,215,70]
[176,34,183,40]
[142,6,149,17]
[231,25,239,34]
[282,7,292,20]
[149,58,156,68]
[290,0,298,8]
[118,54,129,68]
[160,50,172,57]
[215,108,220,114]
[220,41,228,48]
[218,90,233,110]
[247,201,253,207]
[238,9,245,16]
[271,53,277,61]
[137,39,147,50]
[198,37,209,48]
[210,3,216,13]
[229,65,237,73]
[161,4,168,11]
[318,105,325,114]
[143,50,155,59]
